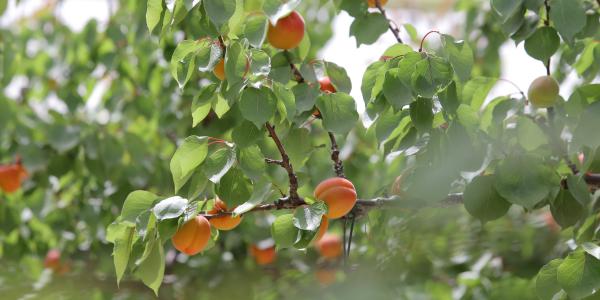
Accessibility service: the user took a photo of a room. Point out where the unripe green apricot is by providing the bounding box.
[527,76,559,108]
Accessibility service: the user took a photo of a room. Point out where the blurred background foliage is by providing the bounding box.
[0,0,598,299]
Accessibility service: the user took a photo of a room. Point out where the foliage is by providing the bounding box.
[1,0,600,299]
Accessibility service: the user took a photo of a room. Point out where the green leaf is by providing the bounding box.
[524,27,560,62]
[573,102,600,150]
[202,145,236,183]
[582,243,600,261]
[494,154,560,209]
[511,15,540,45]
[244,13,269,48]
[550,0,586,44]
[216,168,253,207]
[271,214,298,248]
[120,190,159,224]
[248,48,271,78]
[169,40,207,88]
[491,0,524,22]
[283,128,313,168]
[152,196,189,221]
[232,120,264,148]
[170,136,209,193]
[349,13,389,46]
[135,238,165,296]
[375,107,406,144]
[203,0,236,28]
[325,61,352,94]
[316,93,359,135]
[382,44,413,58]
[232,180,274,215]
[293,202,327,231]
[463,175,511,222]
[566,174,592,206]
[409,97,434,132]
[263,0,301,23]
[550,189,585,228]
[441,34,474,82]
[239,87,277,128]
[361,61,386,104]
[463,77,498,109]
[557,250,600,299]
[293,82,320,114]
[383,68,413,109]
[272,81,296,122]
[192,84,217,127]
[47,124,80,153]
[516,116,548,151]
[411,55,453,98]
[146,0,163,33]
[107,223,135,286]
[536,259,564,300]
[238,146,265,181]
[225,41,248,85]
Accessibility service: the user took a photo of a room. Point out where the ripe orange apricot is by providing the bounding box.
[313,216,329,243]
[315,268,337,286]
[318,77,336,93]
[208,198,242,231]
[314,177,357,219]
[367,0,388,8]
[543,211,560,233]
[44,249,61,271]
[267,11,305,50]
[0,162,27,194]
[213,58,225,80]
[250,244,276,265]
[316,233,343,260]
[171,216,211,255]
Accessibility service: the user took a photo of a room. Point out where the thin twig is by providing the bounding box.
[265,122,300,202]
[375,0,403,43]
[342,217,348,265]
[419,30,441,52]
[283,51,304,83]
[346,215,355,258]
[328,132,345,178]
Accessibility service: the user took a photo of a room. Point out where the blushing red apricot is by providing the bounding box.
[367,0,388,8]
[318,77,336,93]
[267,11,305,50]
[44,249,61,271]
[315,268,337,286]
[314,177,357,219]
[313,216,329,243]
[208,198,242,231]
[0,162,27,194]
[250,244,276,265]
[171,216,211,255]
[316,233,343,260]
[213,58,225,81]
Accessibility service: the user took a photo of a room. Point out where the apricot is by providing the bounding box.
[208,198,242,231]
[543,211,560,233]
[0,162,27,194]
[315,268,337,286]
[368,0,388,8]
[267,11,305,50]
[44,249,61,271]
[313,216,329,243]
[250,244,276,265]
[318,77,336,93]
[213,58,225,81]
[171,216,211,255]
[314,177,357,219]
[527,75,559,108]
[316,233,343,260]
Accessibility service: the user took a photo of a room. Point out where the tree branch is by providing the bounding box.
[328,132,345,178]
[265,122,301,202]
[375,0,403,44]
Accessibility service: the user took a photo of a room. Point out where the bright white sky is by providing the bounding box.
[1,0,580,115]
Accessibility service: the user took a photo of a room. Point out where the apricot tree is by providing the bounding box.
[0,0,599,298]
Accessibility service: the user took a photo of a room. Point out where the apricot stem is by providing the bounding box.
[375,0,403,44]
[283,51,304,83]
